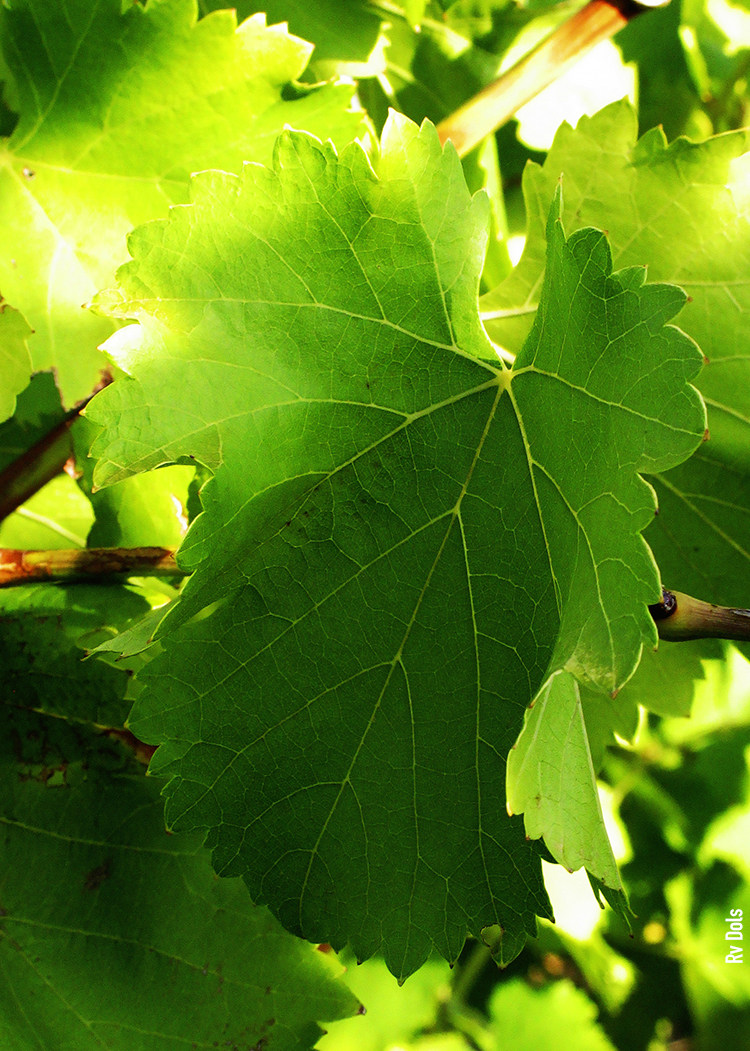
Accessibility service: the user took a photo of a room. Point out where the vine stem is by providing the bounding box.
[436,0,663,158]
[3,549,750,649]
[0,372,111,525]
[0,547,185,586]
[649,588,750,643]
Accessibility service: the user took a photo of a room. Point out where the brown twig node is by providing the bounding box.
[649,587,750,643]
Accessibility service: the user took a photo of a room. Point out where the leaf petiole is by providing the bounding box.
[650,588,750,642]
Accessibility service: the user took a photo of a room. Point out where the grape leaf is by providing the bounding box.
[613,637,723,720]
[481,99,750,609]
[0,371,66,473]
[0,472,94,549]
[0,300,32,423]
[90,603,169,662]
[520,640,718,883]
[0,582,149,726]
[0,704,359,1050]
[579,686,638,774]
[86,115,705,976]
[198,0,383,64]
[617,1,701,141]
[0,0,364,403]
[70,409,196,549]
[507,670,622,889]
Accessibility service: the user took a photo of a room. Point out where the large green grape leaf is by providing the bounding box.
[86,115,705,977]
[481,99,750,609]
[0,0,364,403]
[0,703,359,1050]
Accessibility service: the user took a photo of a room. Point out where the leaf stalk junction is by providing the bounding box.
[648,588,750,643]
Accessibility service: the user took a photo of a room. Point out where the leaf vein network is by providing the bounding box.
[529,456,616,676]
[506,384,562,619]
[285,135,390,324]
[211,376,500,538]
[456,509,497,917]
[521,365,699,436]
[294,381,506,920]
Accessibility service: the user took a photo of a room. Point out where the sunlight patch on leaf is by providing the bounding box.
[0,0,365,402]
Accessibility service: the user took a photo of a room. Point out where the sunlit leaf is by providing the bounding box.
[0,300,32,423]
[0,0,364,402]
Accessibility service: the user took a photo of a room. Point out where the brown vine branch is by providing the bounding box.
[649,588,750,643]
[0,547,186,587]
[0,372,112,525]
[436,0,666,158]
[0,414,77,523]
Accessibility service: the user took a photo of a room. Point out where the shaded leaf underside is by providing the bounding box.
[0,703,358,1050]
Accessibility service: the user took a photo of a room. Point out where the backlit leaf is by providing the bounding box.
[86,115,705,976]
[0,0,363,402]
[507,670,622,889]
